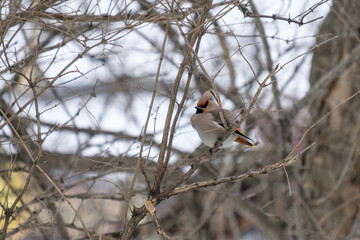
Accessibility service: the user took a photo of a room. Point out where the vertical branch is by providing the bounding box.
[151,0,214,195]
[249,0,291,157]
[211,14,236,90]
[123,16,171,227]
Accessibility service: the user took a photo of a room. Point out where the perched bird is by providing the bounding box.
[190,90,255,149]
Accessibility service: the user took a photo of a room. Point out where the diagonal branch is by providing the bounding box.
[287,42,360,120]
[167,142,315,198]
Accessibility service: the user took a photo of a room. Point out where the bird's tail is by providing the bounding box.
[234,128,256,148]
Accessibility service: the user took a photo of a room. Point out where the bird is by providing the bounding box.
[190,90,255,149]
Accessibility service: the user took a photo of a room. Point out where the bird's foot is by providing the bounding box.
[209,146,221,155]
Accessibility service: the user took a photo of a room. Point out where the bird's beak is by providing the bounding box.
[195,106,204,113]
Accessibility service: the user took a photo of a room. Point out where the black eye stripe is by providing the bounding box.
[200,101,208,108]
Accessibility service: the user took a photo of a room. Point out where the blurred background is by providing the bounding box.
[0,0,359,239]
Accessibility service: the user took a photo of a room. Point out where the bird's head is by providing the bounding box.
[195,90,219,113]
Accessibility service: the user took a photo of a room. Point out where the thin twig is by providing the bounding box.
[236,1,328,26]
[287,90,360,158]
[168,143,315,197]
[123,13,171,228]
[0,108,92,240]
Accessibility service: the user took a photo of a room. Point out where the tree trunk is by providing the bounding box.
[301,0,360,239]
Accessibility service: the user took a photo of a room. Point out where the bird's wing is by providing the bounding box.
[208,110,256,147]
[207,109,234,128]
[191,112,222,131]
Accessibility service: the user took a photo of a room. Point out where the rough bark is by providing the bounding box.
[301,0,360,239]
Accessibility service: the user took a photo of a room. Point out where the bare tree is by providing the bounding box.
[1,0,358,239]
